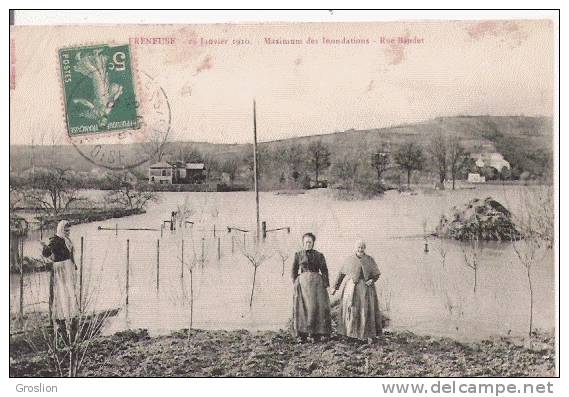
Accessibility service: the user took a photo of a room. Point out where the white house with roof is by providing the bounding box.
[149,161,173,184]
[149,161,206,184]
[472,152,511,172]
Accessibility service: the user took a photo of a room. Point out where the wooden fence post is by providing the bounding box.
[19,238,24,324]
[201,238,205,264]
[79,236,84,312]
[231,235,235,254]
[217,237,221,260]
[156,239,160,294]
[126,239,130,306]
[115,223,118,237]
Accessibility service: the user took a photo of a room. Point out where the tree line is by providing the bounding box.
[10,130,551,214]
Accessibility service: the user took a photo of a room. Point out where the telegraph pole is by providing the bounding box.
[253,100,260,243]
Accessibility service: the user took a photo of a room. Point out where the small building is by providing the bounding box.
[149,161,173,184]
[149,161,207,184]
[467,173,486,183]
[186,163,206,184]
[171,162,187,184]
[472,152,511,173]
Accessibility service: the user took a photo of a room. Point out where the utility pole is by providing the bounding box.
[253,100,260,243]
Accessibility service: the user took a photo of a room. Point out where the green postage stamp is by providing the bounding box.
[59,44,139,136]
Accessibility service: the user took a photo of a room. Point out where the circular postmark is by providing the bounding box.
[66,69,172,171]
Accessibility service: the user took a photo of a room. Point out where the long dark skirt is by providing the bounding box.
[292,272,331,336]
[338,279,382,340]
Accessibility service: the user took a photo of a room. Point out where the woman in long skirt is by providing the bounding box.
[332,239,382,342]
[291,233,332,341]
[42,220,78,339]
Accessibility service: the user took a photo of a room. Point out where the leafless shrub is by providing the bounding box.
[21,260,120,377]
[499,184,553,338]
[239,241,272,308]
[509,185,552,338]
[460,232,482,293]
[436,235,448,269]
[178,230,208,333]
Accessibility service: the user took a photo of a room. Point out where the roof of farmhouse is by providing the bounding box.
[186,163,205,169]
[149,161,172,169]
[149,162,206,169]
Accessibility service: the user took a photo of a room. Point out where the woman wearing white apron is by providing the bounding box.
[332,239,382,343]
[42,220,78,340]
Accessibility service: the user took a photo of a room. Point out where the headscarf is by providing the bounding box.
[354,239,366,256]
[341,240,381,282]
[56,220,73,253]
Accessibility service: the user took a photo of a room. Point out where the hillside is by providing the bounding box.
[10,115,553,176]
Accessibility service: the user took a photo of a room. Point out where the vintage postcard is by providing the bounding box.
[9,17,557,379]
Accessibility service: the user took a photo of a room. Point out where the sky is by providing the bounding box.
[10,20,555,145]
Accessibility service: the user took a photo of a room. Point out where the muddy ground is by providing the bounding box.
[10,320,555,377]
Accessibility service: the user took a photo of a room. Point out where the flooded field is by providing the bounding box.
[10,185,555,340]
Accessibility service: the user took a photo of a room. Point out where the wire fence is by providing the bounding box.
[10,223,297,332]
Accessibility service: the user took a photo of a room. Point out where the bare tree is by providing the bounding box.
[104,171,158,210]
[448,136,467,190]
[244,145,269,184]
[435,234,448,269]
[282,143,306,183]
[9,173,25,210]
[511,230,543,338]
[330,154,360,190]
[139,130,172,164]
[177,145,204,164]
[239,242,272,307]
[514,186,555,249]
[307,140,331,185]
[429,133,448,186]
[26,168,84,215]
[394,142,425,187]
[460,232,481,293]
[510,185,553,337]
[370,147,390,187]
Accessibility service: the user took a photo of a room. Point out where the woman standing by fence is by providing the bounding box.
[41,220,79,338]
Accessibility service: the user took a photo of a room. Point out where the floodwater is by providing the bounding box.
[10,185,556,340]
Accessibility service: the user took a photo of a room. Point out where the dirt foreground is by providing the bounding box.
[10,325,555,377]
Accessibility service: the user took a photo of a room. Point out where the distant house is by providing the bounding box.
[149,161,173,184]
[468,173,486,183]
[170,162,187,184]
[186,163,206,184]
[149,162,206,184]
[471,152,511,172]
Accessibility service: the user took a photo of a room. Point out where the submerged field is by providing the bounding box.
[11,185,555,341]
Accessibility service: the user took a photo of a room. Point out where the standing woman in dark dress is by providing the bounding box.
[41,220,78,332]
[291,232,331,341]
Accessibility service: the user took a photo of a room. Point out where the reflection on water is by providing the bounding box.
[10,186,555,340]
